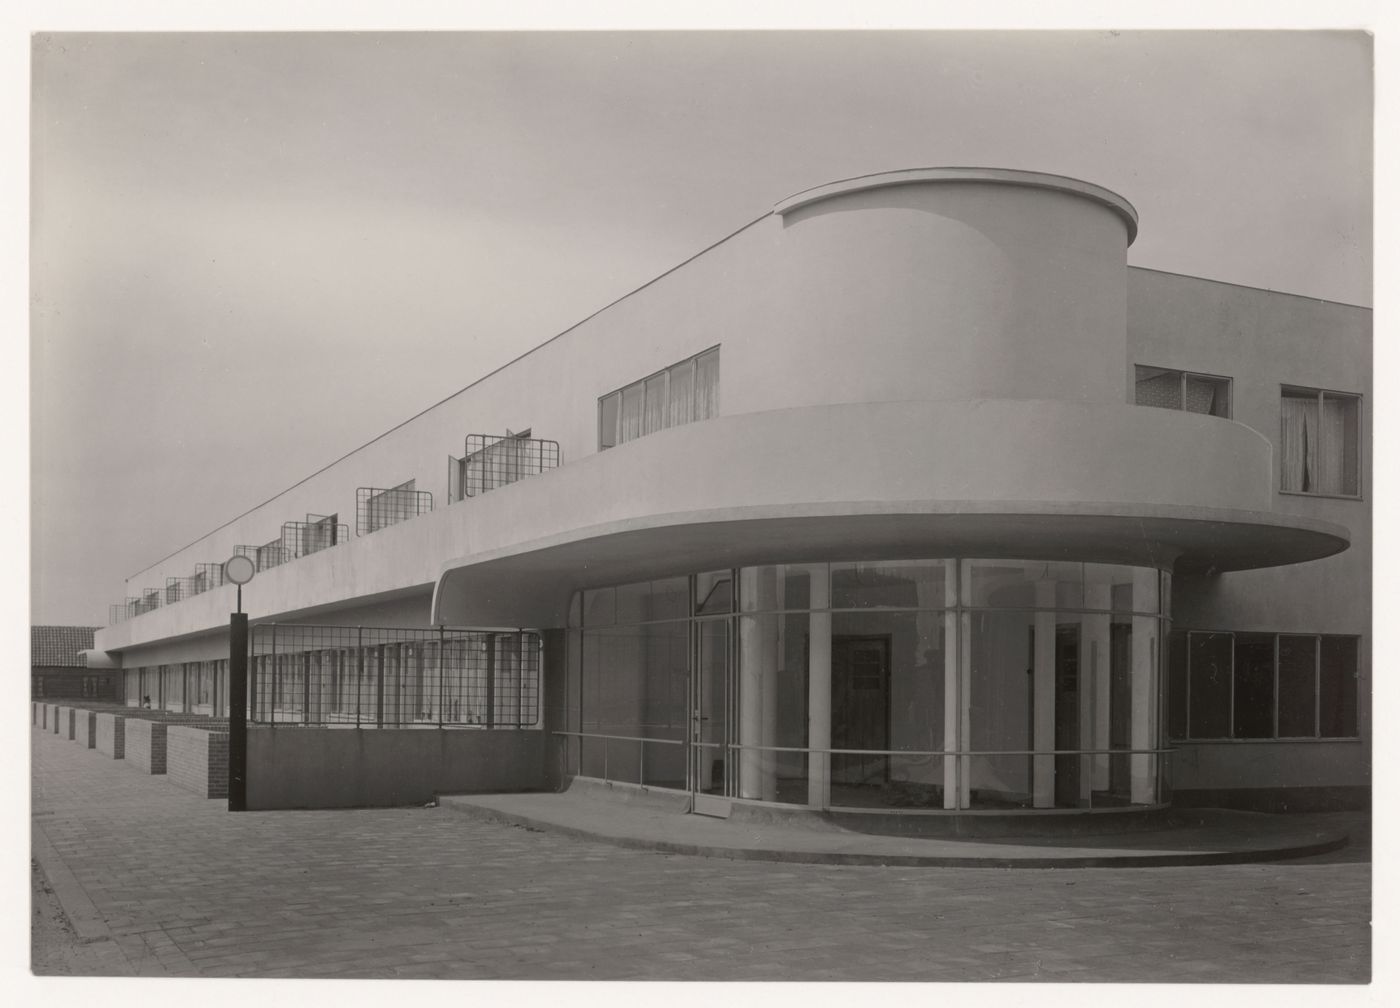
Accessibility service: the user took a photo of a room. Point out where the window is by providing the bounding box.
[1280,386,1361,496]
[1134,366,1231,417]
[1168,630,1359,740]
[599,346,719,449]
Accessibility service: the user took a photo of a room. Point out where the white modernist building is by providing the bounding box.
[93,168,1370,816]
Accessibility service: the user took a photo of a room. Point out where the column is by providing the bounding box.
[807,573,831,809]
[1083,581,1113,794]
[738,567,779,800]
[1032,581,1057,808]
[762,575,782,802]
[943,564,961,809]
[1131,619,1157,804]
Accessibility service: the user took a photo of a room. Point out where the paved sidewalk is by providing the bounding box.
[31,725,1371,982]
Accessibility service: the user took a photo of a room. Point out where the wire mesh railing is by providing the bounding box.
[462,434,560,498]
[281,519,349,559]
[195,562,227,592]
[356,486,434,536]
[236,542,291,573]
[247,624,542,728]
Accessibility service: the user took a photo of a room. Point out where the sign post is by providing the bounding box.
[224,554,256,812]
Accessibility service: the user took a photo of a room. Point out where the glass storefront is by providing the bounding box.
[568,558,1170,812]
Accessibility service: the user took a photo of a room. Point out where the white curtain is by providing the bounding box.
[694,348,720,420]
[643,373,667,435]
[1280,394,1316,492]
[667,359,695,428]
[1319,395,1357,495]
[620,384,645,443]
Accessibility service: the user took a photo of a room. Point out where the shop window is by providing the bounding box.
[1280,386,1361,496]
[1134,366,1231,418]
[599,346,719,449]
[1169,630,1360,740]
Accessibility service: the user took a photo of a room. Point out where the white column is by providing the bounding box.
[1083,582,1113,793]
[1033,581,1057,808]
[738,568,779,800]
[1131,612,1157,804]
[807,574,832,810]
[958,610,972,808]
[943,564,961,809]
[762,577,781,802]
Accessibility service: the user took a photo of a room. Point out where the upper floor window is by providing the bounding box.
[1133,366,1231,418]
[1280,386,1361,497]
[599,346,719,449]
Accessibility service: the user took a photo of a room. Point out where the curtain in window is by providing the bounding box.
[1280,393,1316,492]
[694,349,720,420]
[620,384,645,443]
[667,359,695,428]
[643,374,667,435]
[1134,368,1181,409]
[1319,395,1358,495]
[1183,375,1219,415]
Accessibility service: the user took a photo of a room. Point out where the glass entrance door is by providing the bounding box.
[691,618,732,814]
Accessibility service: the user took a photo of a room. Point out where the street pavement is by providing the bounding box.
[30,724,1370,982]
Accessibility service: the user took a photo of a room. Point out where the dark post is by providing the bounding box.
[228,611,249,812]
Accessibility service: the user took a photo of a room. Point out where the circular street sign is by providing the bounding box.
[224,554,256,585]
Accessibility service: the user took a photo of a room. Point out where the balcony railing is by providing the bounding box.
[281,518,349,559]
[356,486,433,536]
[456,434,560,499]
[246,623,542,728]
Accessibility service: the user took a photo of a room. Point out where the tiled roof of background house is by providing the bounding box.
[31,625,99,667]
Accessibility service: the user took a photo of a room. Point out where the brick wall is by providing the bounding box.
[124,719,168,774]
[166,727,228,799]
[75,709,97,749]
[94,712,126,759]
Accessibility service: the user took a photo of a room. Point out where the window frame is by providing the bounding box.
[598,345,720,451]
[1279,384,1363,500]
[1170,628,1361,742]
[1133,365,1233,418]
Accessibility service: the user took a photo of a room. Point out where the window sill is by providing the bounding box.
[1279,490,1364,502]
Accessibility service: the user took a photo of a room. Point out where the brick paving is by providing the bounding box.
[30,724,1371,982]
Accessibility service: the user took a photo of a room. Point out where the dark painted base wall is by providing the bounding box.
[1173,786,1370,814]
[245,727,547,810]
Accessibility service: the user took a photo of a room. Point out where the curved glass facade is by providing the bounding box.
[567,559,1170,811]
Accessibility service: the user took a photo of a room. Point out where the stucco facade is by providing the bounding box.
[93,168,1370,814]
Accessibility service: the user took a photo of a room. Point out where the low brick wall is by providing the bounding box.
[94,712,125,759]
[167,727,228,799]
[124,719,168,775]
[74,709,97,749]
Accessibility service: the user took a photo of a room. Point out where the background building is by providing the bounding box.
[89,169,1369,814]
[32,625,116,700]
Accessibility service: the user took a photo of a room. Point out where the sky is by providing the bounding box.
[27,25,1374,627]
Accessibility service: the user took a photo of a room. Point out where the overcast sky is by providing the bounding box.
[29,29,1372,626]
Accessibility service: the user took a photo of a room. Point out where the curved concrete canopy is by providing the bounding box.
[773,167,1140,245]
[431,504,1348,628]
